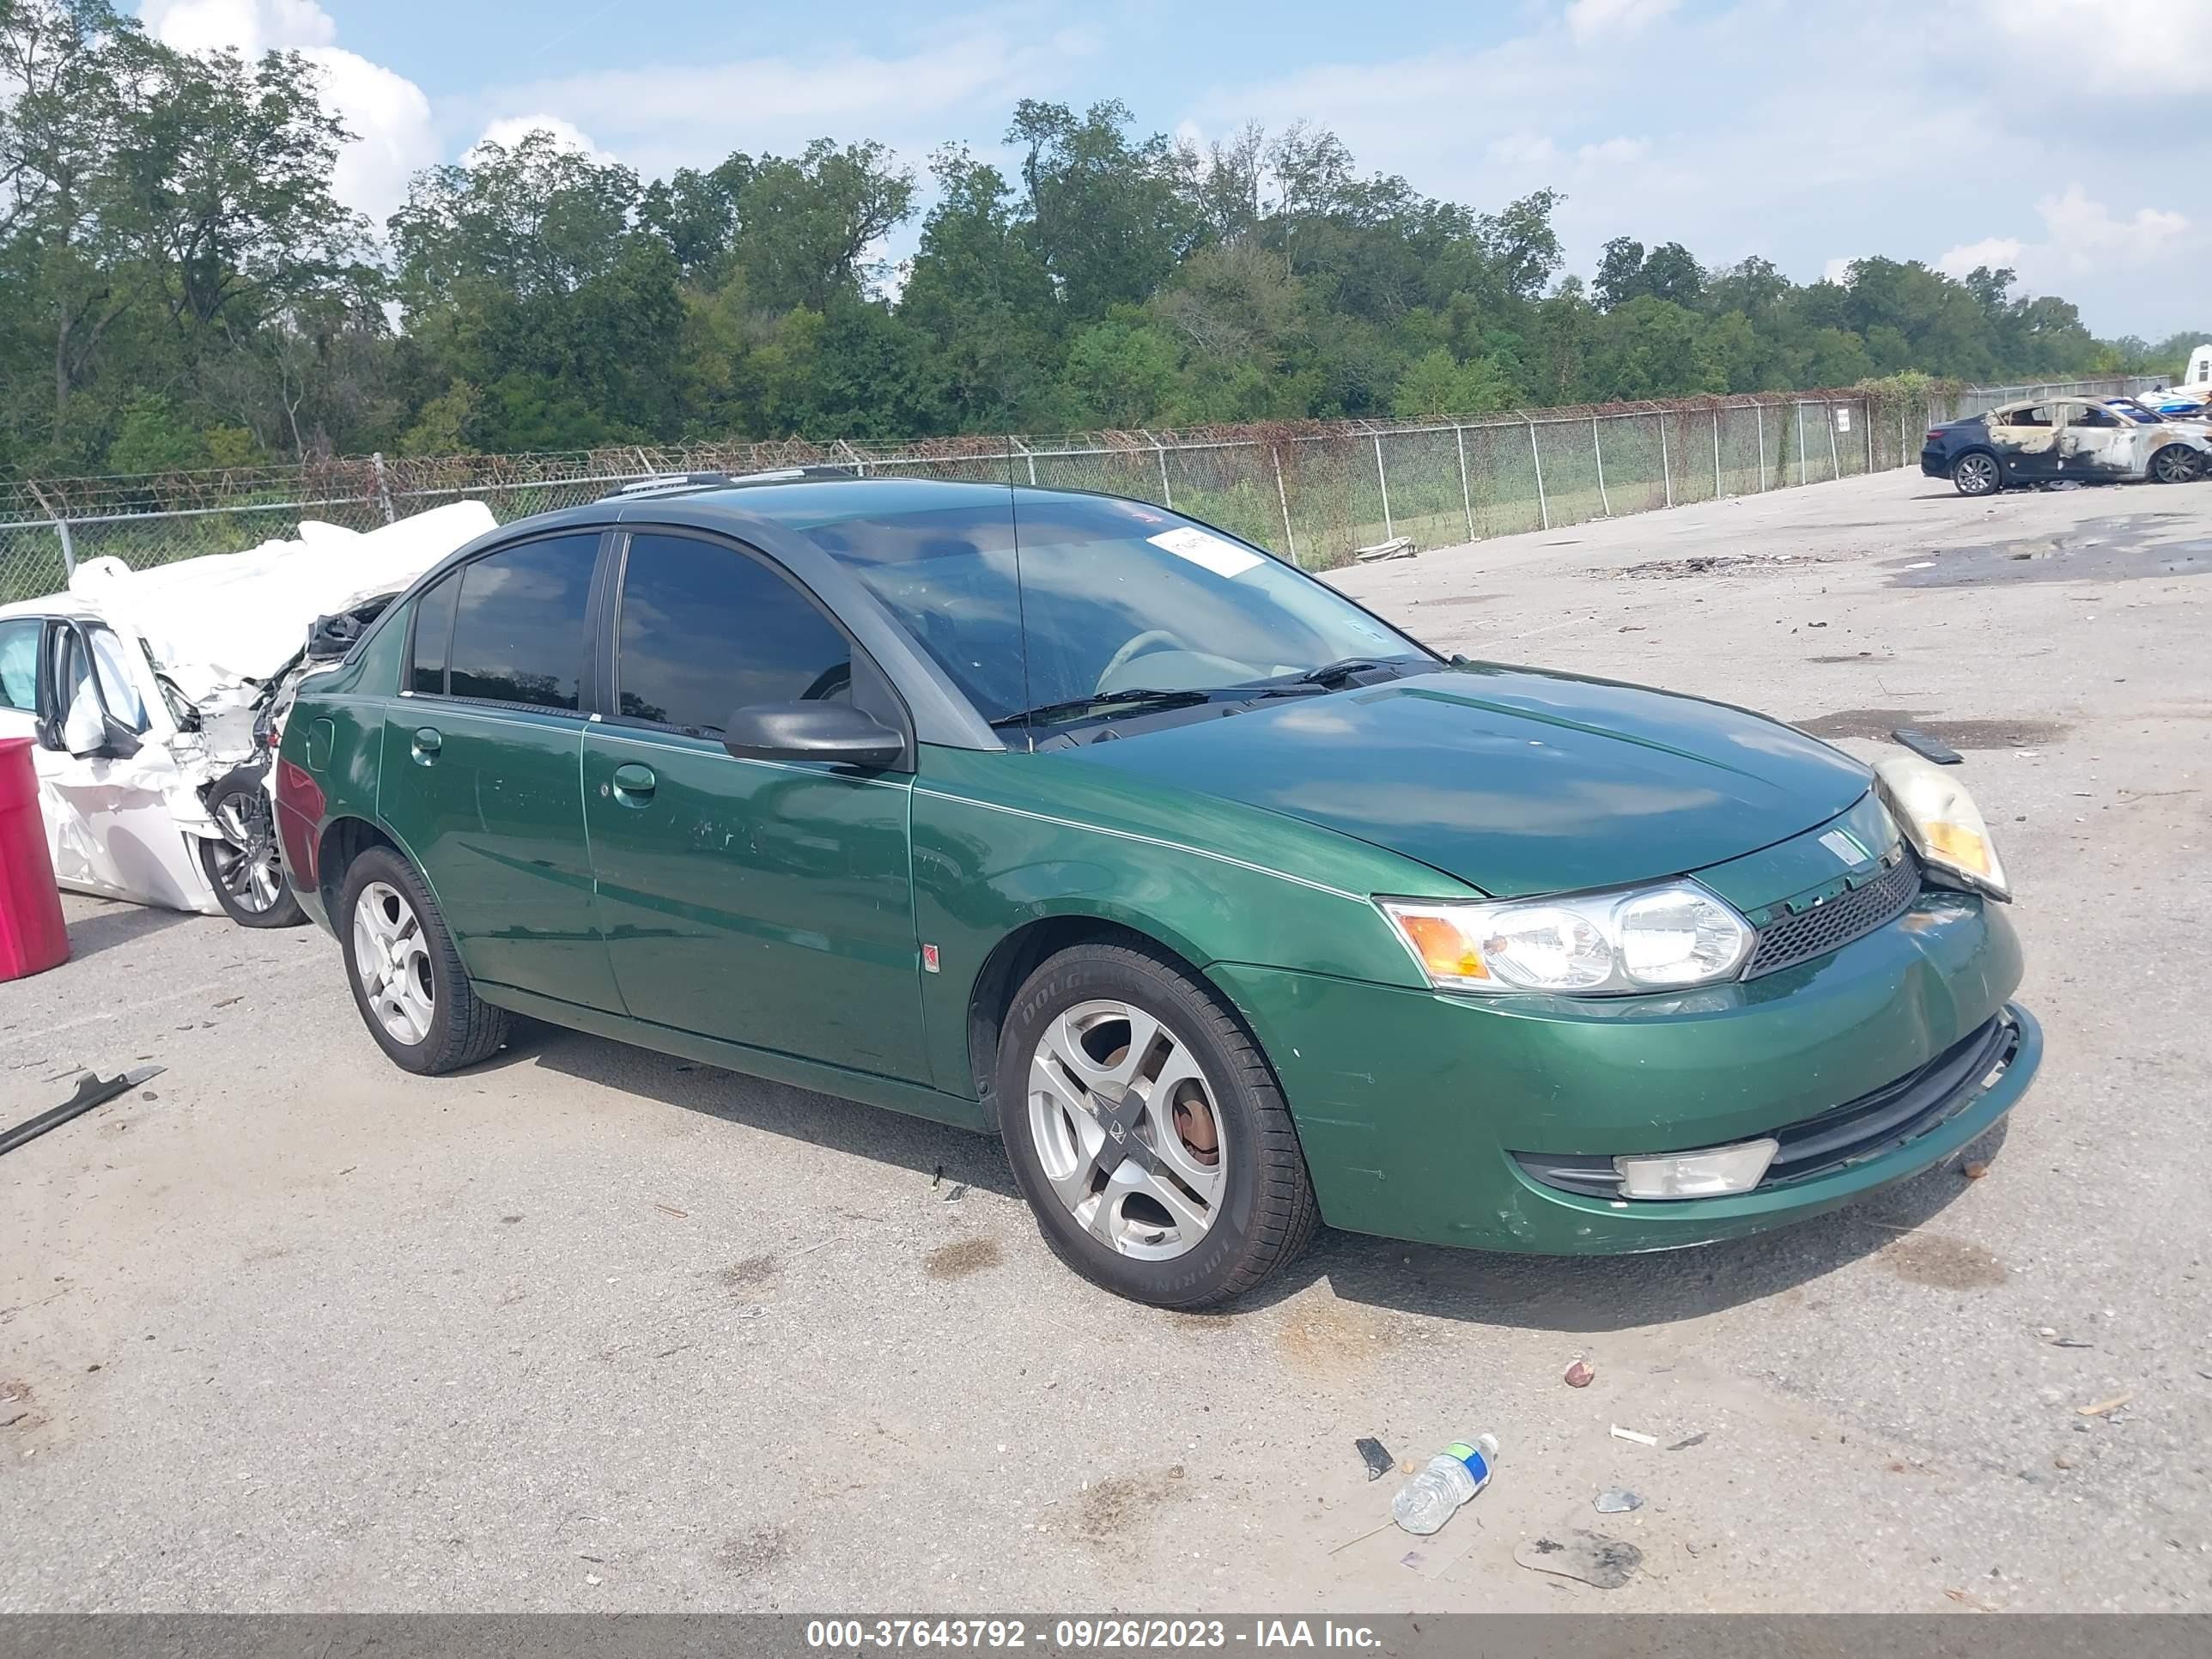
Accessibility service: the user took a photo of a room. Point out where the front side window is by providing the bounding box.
[799,497,1425,726]
[614,533,851,735]
[0,619,37,712]
[446,534,598,710]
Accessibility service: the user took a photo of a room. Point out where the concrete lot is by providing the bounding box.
[3,467,2207,1613]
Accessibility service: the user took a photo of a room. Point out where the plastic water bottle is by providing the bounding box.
[1390,1433,1500,1534]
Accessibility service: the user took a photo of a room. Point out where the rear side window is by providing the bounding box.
[446,534,599,711]
[409,574,459,695]
[614,532,851,735]
[0,619,37,712]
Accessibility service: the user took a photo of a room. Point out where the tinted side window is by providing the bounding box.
[447,534,598,711]
[615,533,851,735]
[410,574,459,696]
[0,619,37,712]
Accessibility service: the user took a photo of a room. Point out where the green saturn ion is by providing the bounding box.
[273,472,2039,1307]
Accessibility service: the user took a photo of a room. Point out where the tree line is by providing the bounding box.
[2,0,2201,480]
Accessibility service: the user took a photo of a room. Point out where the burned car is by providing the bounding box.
[1922,396,2209,495]
[0,502,495,926]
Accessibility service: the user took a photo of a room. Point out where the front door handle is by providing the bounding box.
[611,762,657,803]
[410,726,441,765]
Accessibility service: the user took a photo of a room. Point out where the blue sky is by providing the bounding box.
[140,0,2212,346]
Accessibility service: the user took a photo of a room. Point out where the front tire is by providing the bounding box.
[1952,452,2002,496]
[2148,444,2202,484]
[197,763,307,928]
[337,845,509,1074]
[997,943,1318,1308]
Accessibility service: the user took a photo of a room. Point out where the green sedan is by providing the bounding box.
[273,473,2039,1307]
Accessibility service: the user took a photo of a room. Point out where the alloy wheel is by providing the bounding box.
[352,881,435,1045]
[1955,454,1997,495]
[1026,999,1229,1261]
[2150,447,2198,484]
[207,787,286,914]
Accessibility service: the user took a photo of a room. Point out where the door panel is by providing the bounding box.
[377,530,619,1010]
[382,703,618,1008]
[580,527,927,1079]
[583,730,926,1079]
[1987,404,2060,483]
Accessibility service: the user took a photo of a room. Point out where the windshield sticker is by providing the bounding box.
[1147,526,1264,579]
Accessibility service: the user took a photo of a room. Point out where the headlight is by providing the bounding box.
[1381,880,1754,996]
[1873,754,2009,900]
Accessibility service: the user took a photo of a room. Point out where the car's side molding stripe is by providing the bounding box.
[911,788,1365,903]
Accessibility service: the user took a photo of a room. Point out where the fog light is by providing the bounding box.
[1613,1138,1778,1200]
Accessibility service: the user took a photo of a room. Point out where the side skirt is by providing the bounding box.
[473,981,992,1133]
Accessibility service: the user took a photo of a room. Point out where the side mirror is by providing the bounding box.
[722,702,906,771]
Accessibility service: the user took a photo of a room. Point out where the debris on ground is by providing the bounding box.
[1355,1437,1395,1481]
[1355,536,1416,563]
[1944,1587,1997,1611]
[941,1182,969,1203]
[1514,1530,1642,1589]
[2049,1338,2094,1350]
[1666,1432,1707,1451]
[1623,552,1816,580]
[1892,726,1965,765]
[1962,1160,1990,1180]
[1564,1359,1595,1389]
[2076,1392,2135,1417]
[1594,1487,1644,1513]
[0,1066,164,1158]
[1609,1425,1659,1447]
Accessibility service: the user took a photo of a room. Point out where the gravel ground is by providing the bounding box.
[2,466,2207,1613]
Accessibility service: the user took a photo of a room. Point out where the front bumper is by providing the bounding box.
[1214,890,2036,1253]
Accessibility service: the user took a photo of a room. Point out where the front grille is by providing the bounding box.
[1511,1012,2020,1200]
[1743,851,1921,979]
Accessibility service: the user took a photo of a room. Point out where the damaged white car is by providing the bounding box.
[0,502,495,925]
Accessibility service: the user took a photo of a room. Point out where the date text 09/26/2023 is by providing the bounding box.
[804,1618,1382,1650]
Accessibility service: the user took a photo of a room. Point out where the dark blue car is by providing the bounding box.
[1922,396,2207,496]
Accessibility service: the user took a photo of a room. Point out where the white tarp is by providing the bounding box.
[65,501,496,702]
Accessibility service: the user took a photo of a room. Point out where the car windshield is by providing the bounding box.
[797,495,1432,726]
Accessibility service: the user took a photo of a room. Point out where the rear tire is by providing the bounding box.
[197,763,307,928]
[997,942,1318,1308]
[1952,452,2001,496]
[337,845,509,1074]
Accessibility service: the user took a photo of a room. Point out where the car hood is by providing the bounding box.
[1060,665,1872,897]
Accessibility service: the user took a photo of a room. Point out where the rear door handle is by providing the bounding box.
[611,762,657,802]
[410,726,441,765]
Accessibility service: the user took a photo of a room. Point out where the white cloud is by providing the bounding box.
[470,26,1098,186]
[1977,0,2212,95]
[472,114,613,165]
[1565,0,1680,44]
[2033,185,2187,268]
[1186,0,2209,337]
[139,0,331,54]
[139,0,435,227]
[1936,236,2023,277]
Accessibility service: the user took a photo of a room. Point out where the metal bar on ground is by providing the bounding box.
[1592,416,1610,516]
[1374,433,1394,540]
[1527,420,1548,531]
[1454,424,1474,541]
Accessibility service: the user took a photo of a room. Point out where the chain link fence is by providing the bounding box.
[0,377,2161,605]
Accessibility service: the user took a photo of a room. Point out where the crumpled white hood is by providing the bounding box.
[67,501,496,701]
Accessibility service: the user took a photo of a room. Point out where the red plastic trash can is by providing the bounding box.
[0,735,70,980]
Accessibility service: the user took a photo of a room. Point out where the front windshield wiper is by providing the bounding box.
[989,688,1219,730]
[1254,655,1431,690]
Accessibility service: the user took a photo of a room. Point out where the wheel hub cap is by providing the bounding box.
[1026,1000,1230,1261]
